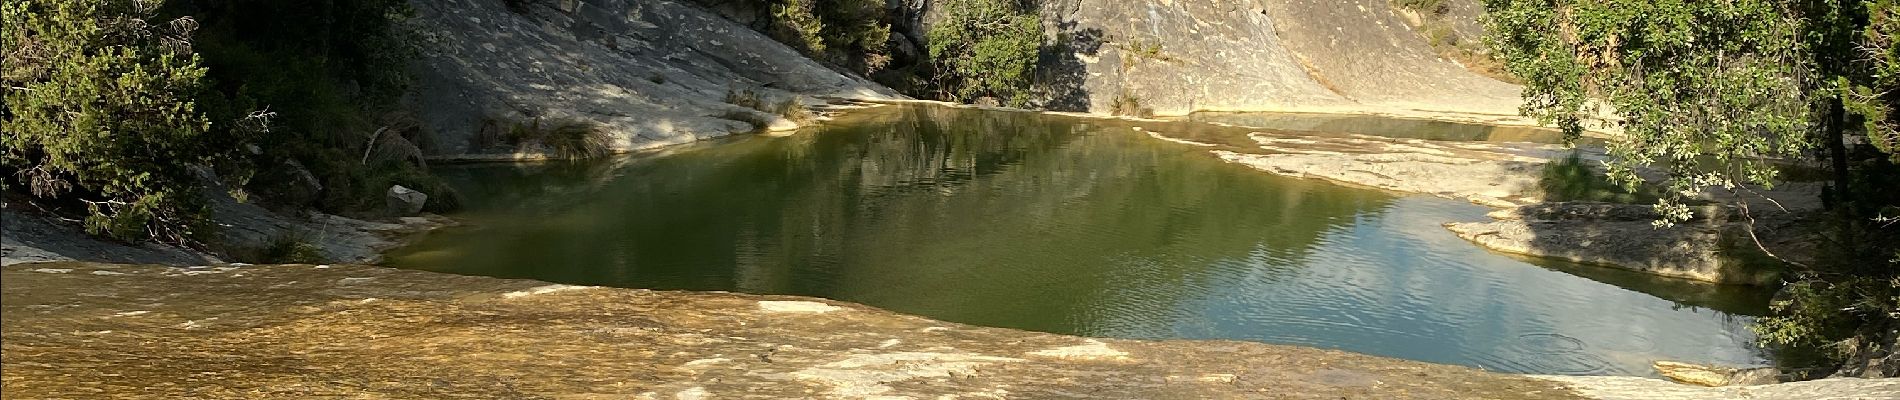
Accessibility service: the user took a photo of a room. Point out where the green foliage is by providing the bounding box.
[1486,0,1900,373]
[1483,0,1812,224]
[926,0,1045,107]
[256,233,325,264]
[1538,152,1653,203]
[767,0,892,73]
[170,0,447,214]
[1754,274,1900,359]
[771,0,827,54]
[1108,90,1152,118]
[513,120,612,160]
[1849,1,1900,159]
[1,0,250,243]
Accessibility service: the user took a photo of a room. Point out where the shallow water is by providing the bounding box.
[388,105,1772,376]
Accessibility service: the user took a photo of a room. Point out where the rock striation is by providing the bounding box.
[406,0,901,158]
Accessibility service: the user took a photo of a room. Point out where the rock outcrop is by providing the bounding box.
[406,0,901,158]
[1441,202,1784,285]
[6,262,1895,399]
[1033,0,1524,122]
[1167,126,1808,285]
[1652,361,1781,387]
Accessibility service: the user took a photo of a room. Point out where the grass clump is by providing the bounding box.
[257,233,325,264]
[1108,90,1154,118]
[1538,152,1654,203]
[477,118,613,160]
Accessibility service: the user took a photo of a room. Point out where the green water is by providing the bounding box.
[387,105,1773,376]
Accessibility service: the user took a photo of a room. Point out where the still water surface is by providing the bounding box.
[388,105,1772,376]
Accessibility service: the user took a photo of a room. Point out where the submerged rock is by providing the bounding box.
[1652,361,1780,387]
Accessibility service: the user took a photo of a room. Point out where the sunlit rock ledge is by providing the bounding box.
[4,263,1893,399]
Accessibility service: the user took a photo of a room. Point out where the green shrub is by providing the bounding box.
[1537,152,1653,203]
[2,0,252,243]
[771,0,827,54]
[1108,90,1153,118]
[473,118,613,160]
[926,0,1045,107]
[257,233,326,264]
[773,97,815,123]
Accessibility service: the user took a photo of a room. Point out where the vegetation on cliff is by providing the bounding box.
[1484,0,1899,375]
[2,0,453,249]
[924,0,1044,107]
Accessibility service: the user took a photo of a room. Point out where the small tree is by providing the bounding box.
[1484,0,1900,372]
[2,0,248,243]
[926,0,1044,107]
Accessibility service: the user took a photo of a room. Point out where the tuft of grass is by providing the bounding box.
[773,98,815,123]
[1108,90,1154,118]
[258,233,325,264]
[1538,152,1655,203]
[475,118,613,159]
[725,88,765,110]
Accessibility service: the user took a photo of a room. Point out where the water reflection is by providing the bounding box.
[390,105,1769,376]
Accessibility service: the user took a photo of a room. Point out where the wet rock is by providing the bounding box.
[385,185,428,216]
[1443,203,1781,285]
[1652,361,1780,386]
[8,262,1896,399]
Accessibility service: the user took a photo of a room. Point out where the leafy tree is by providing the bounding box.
[1484,0,1899,373]
[765,0,892,74]
[926,0,1044,107]
[2,0,253,243]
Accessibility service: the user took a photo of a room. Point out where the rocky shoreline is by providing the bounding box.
[5,262,1894,399]
[1186,127,1814,286]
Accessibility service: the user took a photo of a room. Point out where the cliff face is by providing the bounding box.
[407,0,1526,157]
[406,0,901,158]
[1034,0,1522,117]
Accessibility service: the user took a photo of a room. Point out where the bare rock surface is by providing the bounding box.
[1537,375,1898,400]
[1651,360,1781,387]
[1172,127,1808,284]
[1210,131,1581,207]
[1035,0,1529,125]
[5,262,1893,399]
[1439,202,1786,285]
[3,193,448,267]
[407,0,901,157]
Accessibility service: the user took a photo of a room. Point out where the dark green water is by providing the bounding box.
[387,105,1773,376]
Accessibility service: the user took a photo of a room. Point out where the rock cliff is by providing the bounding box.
[1033,0,1522,119]
[406,0,901,158]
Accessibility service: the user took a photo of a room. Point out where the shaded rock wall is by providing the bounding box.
[407,0,901,157]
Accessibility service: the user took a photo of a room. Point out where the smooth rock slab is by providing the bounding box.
[5,262,1891,399]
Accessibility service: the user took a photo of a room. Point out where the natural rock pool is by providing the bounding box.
[387,105,1774,377]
